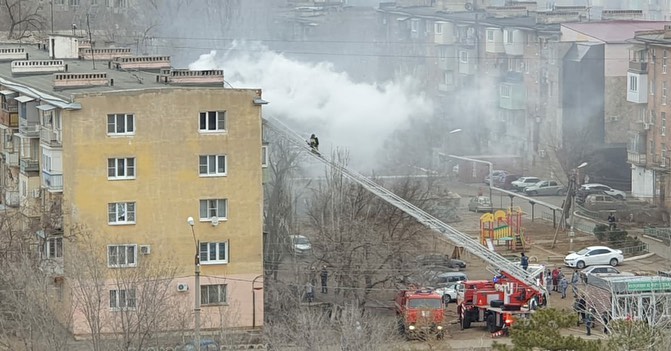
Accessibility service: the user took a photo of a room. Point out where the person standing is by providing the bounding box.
[320,265,329,294]
[545,270,553,295]
[559,276,569,299]
[305,282,315,303]
[571,269,580,298]
[585,308,595,336]
[575,296,586,326]
[608,212,617,231]
[602,310,611,334]
[552,267,560,292]
[520,252,529,271]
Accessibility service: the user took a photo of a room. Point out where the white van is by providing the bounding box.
[289,235,311,255]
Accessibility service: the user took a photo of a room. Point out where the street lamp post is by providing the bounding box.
[187,217,201,351]
[252,275,263,329]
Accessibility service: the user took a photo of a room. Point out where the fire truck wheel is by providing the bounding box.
[486,314,500,333]
[462,316,471,329]
[529,296,539,310]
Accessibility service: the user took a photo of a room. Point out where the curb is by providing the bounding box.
[623,252,656,262]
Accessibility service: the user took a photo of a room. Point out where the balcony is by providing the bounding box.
[627,151,647,166]
[20,158,39,173]
[626,72,648,104]
[0,110,18,128]
[40,126,61,147]
[629,60,648,73]
[2,150,18,166]
[19,122,40,137]
[499,82,527,110]
[43,171,63,192]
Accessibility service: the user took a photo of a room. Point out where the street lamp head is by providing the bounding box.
[187,217,195,226]
[578,162,588,169]
[449,128,463,134]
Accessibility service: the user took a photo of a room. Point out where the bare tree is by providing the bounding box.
[0,0,46,39]
[305,150,430,307]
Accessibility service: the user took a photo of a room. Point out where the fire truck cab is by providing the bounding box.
[394,288,446,339]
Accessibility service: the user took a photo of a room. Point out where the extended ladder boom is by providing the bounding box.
[263,117,546,295]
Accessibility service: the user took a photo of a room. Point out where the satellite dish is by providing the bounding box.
[210,216,220,227]
[464,2,474,11]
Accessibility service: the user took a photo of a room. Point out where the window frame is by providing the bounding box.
[108,202,136,225]
[108,157,136,180]
[629,75,638,92]
[201,284,228,305]
[109,288,137,310]
[107,244,137,268]
[107,113,135,136]
[261,145,269,168]
[46,236,63,259]
[199,241,229,265]
[199,155,227,177]
[199,111,227,132]
[199,199,228,221]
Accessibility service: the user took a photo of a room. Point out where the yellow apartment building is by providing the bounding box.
[0,36,265,340]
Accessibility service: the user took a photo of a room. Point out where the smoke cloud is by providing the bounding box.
[188,42,434,171]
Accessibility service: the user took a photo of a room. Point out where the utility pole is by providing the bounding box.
[86,14,95,70]
[188,217,201,351]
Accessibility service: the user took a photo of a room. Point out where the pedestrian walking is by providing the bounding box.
[601,310,611,334]
[320,265,329,294]
[520,252,529,271]
[585,308,595,336]
[552,267,560,291]
[545,270,553,295]
[571,269,580,298]
[305,282,315,303]
[559,276,569,299]
[575,296,586,326]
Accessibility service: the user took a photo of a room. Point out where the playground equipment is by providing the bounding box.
[480,208,527,252]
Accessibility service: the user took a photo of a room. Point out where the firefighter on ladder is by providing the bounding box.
[308,134,319,152]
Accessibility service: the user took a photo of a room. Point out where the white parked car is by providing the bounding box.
[511,177,541,192]
[434,284,458,303]
[565,246,624,269]
[580,183,627,200]
[579,265,634,283]
[289,235,312,255]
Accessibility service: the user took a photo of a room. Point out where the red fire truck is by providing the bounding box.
[394,288,446,339]
[456,266,547,335]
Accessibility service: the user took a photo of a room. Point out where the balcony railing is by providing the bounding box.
[20,158,39,173]
[627,151,647,166]
[629,60,648,73]
[19,122,40,137]
[2,150,18,166]
[43,171,63,192]
[40,126,61,147]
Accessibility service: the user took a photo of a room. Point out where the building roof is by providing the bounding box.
[562,21,671,43]
[0,44,233,108]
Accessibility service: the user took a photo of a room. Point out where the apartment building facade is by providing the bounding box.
[0,37,265,339]
[627,28,671,208]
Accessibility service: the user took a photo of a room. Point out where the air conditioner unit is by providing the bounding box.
[177,283,189,292]
[140,245,151,255]
[210,216,220,227]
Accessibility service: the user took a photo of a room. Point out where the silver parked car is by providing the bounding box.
[583,194,627,212]
[524,180,566,196]
[511,177,541,192]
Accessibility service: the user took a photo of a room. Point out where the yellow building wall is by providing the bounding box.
[61,87,264,333]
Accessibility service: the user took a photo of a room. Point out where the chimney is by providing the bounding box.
[53,72,110,90]
[158,69,224,86]
[112,56,171,72]
[11,60,66,75]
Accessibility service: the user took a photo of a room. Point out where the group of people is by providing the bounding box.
[574,295,611,336]
[545,267,580,299]
[304,265,329,303]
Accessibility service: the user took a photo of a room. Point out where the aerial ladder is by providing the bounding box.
[263,117,548,300]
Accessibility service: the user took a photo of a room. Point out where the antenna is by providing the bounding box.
[86,14,95,70]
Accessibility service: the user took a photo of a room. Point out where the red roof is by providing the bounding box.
[562,21,671,43]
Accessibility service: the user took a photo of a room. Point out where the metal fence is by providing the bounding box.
[643,228,671,245]
[616,243,649,255]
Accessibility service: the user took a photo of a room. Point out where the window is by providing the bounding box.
[46,237,63,259]
[200,242,229,264]
[108,157,135,179]
[199,199,227,220]
[261,145,268,168]
[486,29,494,42]
[459,51,468,63]
[505,30,513,43]
[410,19,419,33]
[199,155,226,176]
[108,202,136,224]
[500,85,511,98]
[107,244,137,267]
[199,111,226,132]
[664,81,668,105]
[110,288,136,309]
[201,284,227,305]
[663,112,667,136]
[664,50,668,73]
[444,71,454,85]
[434,22,443,35]
[651,77,656,95]
[68,0,80,5]
[107,114,135,135]
[629,75,638,92]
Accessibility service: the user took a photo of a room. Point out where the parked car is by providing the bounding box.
[583,194,627,212]
[494,174,523,190]
[434,283,459,303]
[416,254,467,270]
[485,170,508,185]
[524,180,566,196]
[576,188,608,205]
[430,272,468,287]
[289,235,312,255]
[468,196,493,213]
[579,265,634,283]
[182,339,220,351]
[564,246,624,269]
[511,177,541,192]
[579,183,627,200]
